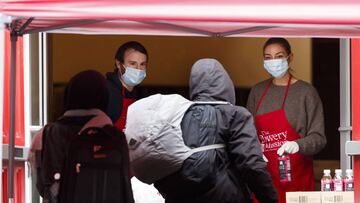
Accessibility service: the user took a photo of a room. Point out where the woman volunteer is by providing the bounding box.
[246,38,327,203]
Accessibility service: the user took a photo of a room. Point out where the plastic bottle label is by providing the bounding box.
[333,179,343,191]
[344,180,354,191]
[278,156,291,183]
[321,180,332,191]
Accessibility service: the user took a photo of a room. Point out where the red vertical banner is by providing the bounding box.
[3,30,10,144]
[2,30,25,203]
[3,30,25,146]
[15,167,25,203]
[2,168,8,203]
[1,166,25,203]
[351,38,360,202]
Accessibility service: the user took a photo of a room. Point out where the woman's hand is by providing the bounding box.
[277,141,299,156]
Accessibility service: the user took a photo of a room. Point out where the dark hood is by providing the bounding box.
[189,58,236,105]
[64,70,109,112]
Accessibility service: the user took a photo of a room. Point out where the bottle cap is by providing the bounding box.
[346,169,353,175]
[323,169,331,174]
[335,169,342,174]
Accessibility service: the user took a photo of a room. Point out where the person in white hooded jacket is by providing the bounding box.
[151,58,278,203]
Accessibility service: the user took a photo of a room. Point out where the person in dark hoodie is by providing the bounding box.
[29,70,134,203]
[153,58,278,203]
[106,41,148,131]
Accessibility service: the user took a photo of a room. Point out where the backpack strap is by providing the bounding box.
[190,144,225,154]
[189,102,228,154]
[193,101,231,105]
[78,112,113,134]
[40,124,51,166]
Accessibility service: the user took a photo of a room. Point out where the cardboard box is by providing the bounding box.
[321,191,354,203]
[286,192,322,203]
[286,191,354,203]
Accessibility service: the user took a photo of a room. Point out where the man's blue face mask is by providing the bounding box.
[263,58,289,79]
[121,67,146,87]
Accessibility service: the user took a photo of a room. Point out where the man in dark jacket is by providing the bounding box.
[154,58,278,203]
[106,41,148,131]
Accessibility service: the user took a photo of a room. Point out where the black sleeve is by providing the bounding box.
[106,80,122,123]
[224,106,278,203]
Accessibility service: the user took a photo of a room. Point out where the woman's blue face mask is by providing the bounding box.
[263,58,289,79]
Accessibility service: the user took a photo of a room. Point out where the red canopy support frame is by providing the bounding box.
[134,20,215,36]
[6,18,31,203]
[24,19,107,34]
[218,26,276,37]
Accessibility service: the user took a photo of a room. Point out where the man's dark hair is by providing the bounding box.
[263,38,292,55]
[114,41,148,63]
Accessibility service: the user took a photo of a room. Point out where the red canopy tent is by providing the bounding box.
[1,0,360,202]
[2,0,360,37]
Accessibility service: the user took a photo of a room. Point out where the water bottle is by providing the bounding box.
[278,155,291,183]
[321,169,332,191]
[333,169,343,191]
[344,169,354,191]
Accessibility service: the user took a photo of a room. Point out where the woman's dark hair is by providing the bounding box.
[114,41,148,63]
[64,70,109,112]
[263,38,292,55]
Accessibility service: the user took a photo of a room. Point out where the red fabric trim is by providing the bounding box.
[2,30,25,146]
[351,38,360,202]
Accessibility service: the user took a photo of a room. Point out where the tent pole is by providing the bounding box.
[339,39,352,171]
[24,19,107,34]
[218,26,276,37]
[18,18,34,35]
[7,18,32,203]
[135,20,214,36]
[8,31,17,203]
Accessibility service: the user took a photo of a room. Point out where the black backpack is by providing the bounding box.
[34,117,94,199]
[35,116,134,203]
[58,125,134,203]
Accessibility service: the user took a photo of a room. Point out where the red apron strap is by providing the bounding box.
[256,80,273,113]
[122,85,125,95]
[114,87,135,131]
[281,75,292,109]
[256,76,293,113]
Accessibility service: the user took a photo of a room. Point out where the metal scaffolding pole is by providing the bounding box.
[339,39,352,171]
[7,17,32,203]
[8,31,17,203]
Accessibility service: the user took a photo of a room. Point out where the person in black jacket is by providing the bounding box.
[106,41,148,131]
[29,70,134,203]
[154,58,278,203]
